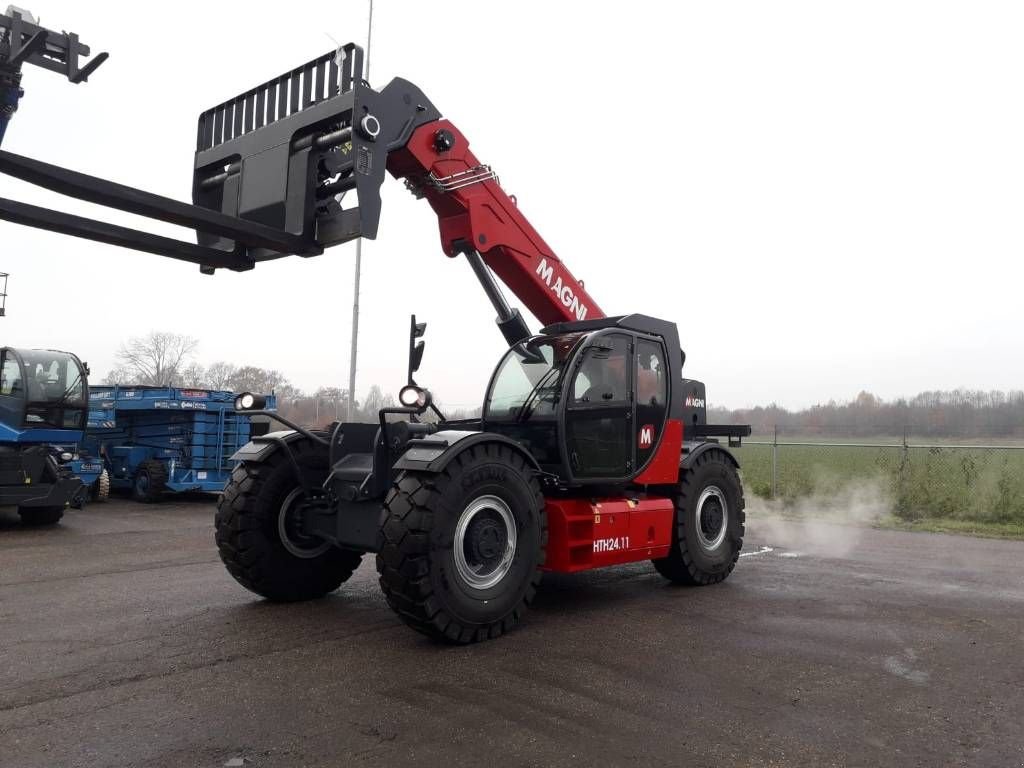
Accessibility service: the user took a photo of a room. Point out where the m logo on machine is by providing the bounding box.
[684,395,705,409]
[638,424,655,449]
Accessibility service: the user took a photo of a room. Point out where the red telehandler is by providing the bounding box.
[1,12,751,642]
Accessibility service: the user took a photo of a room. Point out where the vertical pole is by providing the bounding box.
[346,0,373,422]
[902,424,910,480]
[771,424,778,500]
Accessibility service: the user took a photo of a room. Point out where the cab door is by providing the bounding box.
[563,333,634,480]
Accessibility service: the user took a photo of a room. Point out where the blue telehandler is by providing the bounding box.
[0,346,89,524]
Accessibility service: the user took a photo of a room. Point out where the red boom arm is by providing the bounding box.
[387,120,604,327]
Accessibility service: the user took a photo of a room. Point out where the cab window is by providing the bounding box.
[572,339,630,405]
[636,338,669,467]
[0,353,21,396]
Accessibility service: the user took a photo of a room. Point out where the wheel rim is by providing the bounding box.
[695,485,729,551]
[135,472,149,495]
[278,488,332,559]
[453,495,517,590]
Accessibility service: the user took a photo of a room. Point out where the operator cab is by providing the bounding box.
[483,314,681,485]
[0,348,89,439]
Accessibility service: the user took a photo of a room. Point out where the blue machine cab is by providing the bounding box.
[0,347,89,525]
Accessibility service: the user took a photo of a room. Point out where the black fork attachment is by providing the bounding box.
[0,7,108,144]
[0,35,440,273]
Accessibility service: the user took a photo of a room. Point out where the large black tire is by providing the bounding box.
[92,470,110,503]
[131,460,168,503]
[653,448,745,585]
[18,506,64,526]
[215,438,363,602]
[376,443,547,644]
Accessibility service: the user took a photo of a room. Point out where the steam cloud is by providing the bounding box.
[746,476,891,558]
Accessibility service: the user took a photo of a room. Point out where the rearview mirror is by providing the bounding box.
[408,314,427,381]
[410,341,426,375]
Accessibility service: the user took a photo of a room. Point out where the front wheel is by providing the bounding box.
[215,439,363,602]
[376,443,547,644]
[653,449,745,585]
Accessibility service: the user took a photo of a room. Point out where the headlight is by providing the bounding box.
[234,392,266,411]
[60,452,74,462]
[398,385,431,410]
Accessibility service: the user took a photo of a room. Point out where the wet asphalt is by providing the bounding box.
[1,499,1022,768]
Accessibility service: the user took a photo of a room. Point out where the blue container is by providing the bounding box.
[82,386,276,499]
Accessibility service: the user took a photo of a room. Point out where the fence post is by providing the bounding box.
[896,426,910,516]
[771,424,778,500]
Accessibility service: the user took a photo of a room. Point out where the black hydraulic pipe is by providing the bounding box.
[0,150,319,255]
[0,197,251,270]
[463,248,533,347]
[242,410,328,446]
[298,125,353,152]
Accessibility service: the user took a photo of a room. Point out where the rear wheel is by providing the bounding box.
[18,506,64,526]
[215,438,363,602]
[376,443,547,644]
[653,449,745,585]
[132,460,168,503]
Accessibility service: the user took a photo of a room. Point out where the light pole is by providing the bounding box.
[347,0,373,421]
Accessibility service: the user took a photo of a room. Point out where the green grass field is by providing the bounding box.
[732,440,1024,528]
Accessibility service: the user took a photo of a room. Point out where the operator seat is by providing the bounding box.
[26,375,46,403]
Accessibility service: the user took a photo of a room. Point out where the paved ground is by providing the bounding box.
[1,499,1022,768]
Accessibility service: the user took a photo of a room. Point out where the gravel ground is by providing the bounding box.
[1,498,1022,768]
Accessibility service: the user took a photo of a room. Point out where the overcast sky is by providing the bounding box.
[2,1,1022,410]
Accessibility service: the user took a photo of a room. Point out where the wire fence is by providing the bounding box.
[732,428,1024,523]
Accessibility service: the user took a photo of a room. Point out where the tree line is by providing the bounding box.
[709,389,1024,439]
[106,333,1023,438]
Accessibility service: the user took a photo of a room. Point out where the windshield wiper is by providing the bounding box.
[28,373,85,427]
[516,368,560,423]
[51,372,83,407]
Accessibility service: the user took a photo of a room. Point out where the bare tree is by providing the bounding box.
[357,385,395,421]
[114,332,199,386]
[180,362,208,388]
[228,365,290,395]
[204,361,237,390]
[313,386,349,424]
[102,366,136,385]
